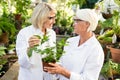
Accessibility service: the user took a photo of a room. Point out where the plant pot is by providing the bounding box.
[14,14,22,30]
[0,33,9,45]
[15,14,21,20]
[102,13,113,19]
[42,61,55,72]
[107,46,120,63]
[42,62,54,67]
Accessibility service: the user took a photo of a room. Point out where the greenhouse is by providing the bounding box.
[0,0,120,80]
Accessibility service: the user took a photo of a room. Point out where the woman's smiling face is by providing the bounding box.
[43,10,56,29]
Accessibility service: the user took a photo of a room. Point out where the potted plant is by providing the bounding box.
[97,9,120,55]
[0,46,7,77]
[10,0,31,30]
[101,59,120,79]
[96,0,119,19]
[0,14,17,45]
[54,9,73,35]
[7,44,16,54]
[97,29,114,45]
[0,46,6,57]
[106,10,120,63]
[28,35,68,67]
[10,0,31,15]
[107,43,120,63]
[98,11,120,63]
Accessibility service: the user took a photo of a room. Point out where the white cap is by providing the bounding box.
[76,9,99,31]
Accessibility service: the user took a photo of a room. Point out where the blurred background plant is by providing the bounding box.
[101,59,120,79]
[97,10,120,48]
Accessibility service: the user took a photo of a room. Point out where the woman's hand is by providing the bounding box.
[28,35,41,48]
[44,63,70,79]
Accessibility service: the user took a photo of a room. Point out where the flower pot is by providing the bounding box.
[14,14,22,30]
[107,46,120,63]
[42,62,54,67]
[102,13,113,19]
[0,33,9,45]
[42,61,55,72]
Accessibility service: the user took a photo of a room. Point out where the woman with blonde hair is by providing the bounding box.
[16,2,56,80]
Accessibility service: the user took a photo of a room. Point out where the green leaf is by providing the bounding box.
[27,47,34,57]
[41,35,49,44]
[34,35,41,39]
[27,35,49,57]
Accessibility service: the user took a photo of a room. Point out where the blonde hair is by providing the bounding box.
[31,2,55,30]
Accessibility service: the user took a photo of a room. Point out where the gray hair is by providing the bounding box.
[31,2,56,30]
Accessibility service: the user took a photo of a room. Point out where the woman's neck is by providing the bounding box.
[42,28,47,35]
[78,32,93,46]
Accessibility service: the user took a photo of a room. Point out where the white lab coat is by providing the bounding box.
[16,25,56,80]
[58,35,104,80]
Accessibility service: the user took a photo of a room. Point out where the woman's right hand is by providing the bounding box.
[28,35,41,48]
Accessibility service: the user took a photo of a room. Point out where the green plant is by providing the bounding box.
[56,38,67,61]
[112,42,120,49]
[114,0,120,7]
[0,58,7,76]
[7,44,15,53]
[101,59,120,78]
[97,30,114,45]
[98,10,120,48]
[28,35,68,63]
[67,0,86,8]
[0,46,7,75]
[112,10,120,37]
[0,46,6,56]
[55,9,73,35]
[0,14,17,40]
[42,38,68,63]
[28,35,49,57]
[11,0,31,15]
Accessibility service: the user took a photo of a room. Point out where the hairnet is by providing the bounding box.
[76,9,99,31]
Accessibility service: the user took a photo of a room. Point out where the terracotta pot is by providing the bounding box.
[15,14,21,20]
[42,59,56,67]
[0,33,9,45]
[14,14,22,30]
[42,62,54,67]
[42,62,55,72]
[102,13,113,19]
[107,46,120,63]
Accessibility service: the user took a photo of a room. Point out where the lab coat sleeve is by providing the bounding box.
[16,31,32,69]
[70,47,104,80]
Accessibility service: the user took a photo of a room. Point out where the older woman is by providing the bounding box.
[44,9,104,80]
[16,2,56,80]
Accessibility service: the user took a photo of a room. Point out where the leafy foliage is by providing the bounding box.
[101,59,120,77]
[27,35,49,57]
[0,46,7,75]
[0,14,17,37]
[0,46,6,57]
[11,0,31,15]
[28,35,68,63]
[67,0,86,7]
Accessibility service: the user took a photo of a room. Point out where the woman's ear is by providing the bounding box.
[86,21,90,32]
[86,21,90,27]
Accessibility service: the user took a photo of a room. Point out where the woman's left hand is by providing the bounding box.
[44,63,70,78]
[44,63,63,74]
